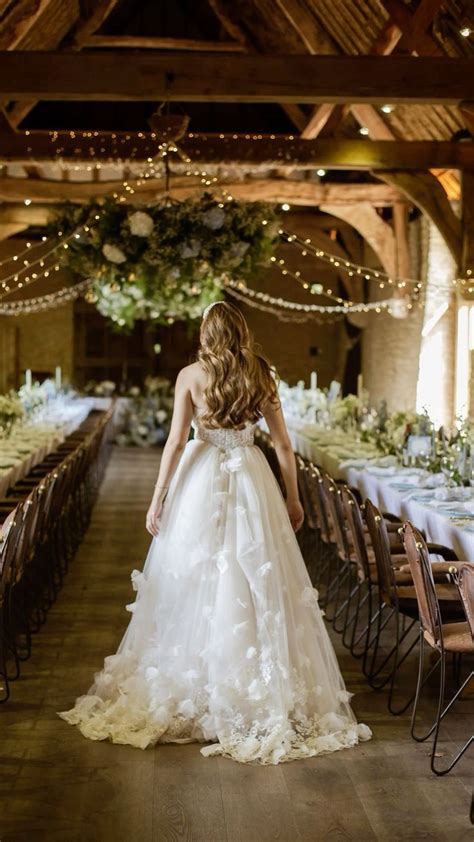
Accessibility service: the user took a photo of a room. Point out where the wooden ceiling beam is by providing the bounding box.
[206,0,308,134]
[1,132,473,169]
[5,0,121,129]
[0,52,472,104]
[349,104,396,141]
[81,35,246,52]
[0,0,60,50]
[0,177,407,207]
[319,202,397,278]
[381,0,444,56]
[375,168,462,262]
[0,107,14,133]
[72,0,121,49]
[314,0,444,140]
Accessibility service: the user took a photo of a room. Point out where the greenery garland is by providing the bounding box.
[52,195,280,330]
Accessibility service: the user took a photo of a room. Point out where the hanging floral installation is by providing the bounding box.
[52,195,280,330]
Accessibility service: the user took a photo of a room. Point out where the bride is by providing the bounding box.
[58,301,371,764]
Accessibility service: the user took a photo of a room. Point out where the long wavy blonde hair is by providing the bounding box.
[197,301,280,428]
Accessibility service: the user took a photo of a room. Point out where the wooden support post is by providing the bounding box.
[461,169,474,301]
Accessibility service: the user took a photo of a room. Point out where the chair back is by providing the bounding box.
[307,463,330,540]
[0,502,26,588]
[341,486,371,583]
[321,474,350,561]
[402,522,441,643]
[364,499,398,607]
[452,563,474,640]
[295,455,318,530]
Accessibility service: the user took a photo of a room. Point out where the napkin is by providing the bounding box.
[433,487,472,503]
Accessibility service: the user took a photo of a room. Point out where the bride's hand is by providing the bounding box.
[146,500,163,537]
[286,498,304,532]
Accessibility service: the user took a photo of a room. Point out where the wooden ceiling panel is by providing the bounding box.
[0,0,79,51]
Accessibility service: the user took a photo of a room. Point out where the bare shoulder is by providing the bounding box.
[176,362,206,387]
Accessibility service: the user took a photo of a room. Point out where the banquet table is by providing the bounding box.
[286,419,474,561]
[0,396,113,498]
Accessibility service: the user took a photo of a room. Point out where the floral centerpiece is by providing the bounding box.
[328,394,364,430]
[17,381,51,419]
[0,392,25,436]
[83,380,117,397]
[115,376,174,447]
[52,195,279,330]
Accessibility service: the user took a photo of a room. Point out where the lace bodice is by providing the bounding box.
[192,408,255,450]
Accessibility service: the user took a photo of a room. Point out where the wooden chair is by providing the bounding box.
[364,501,462,714]
[402,523,473,775]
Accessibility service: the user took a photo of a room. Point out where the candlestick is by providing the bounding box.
[55,366,62,391]
[310,370,317,392]
[25,369,32,389]
[357,373,363,399]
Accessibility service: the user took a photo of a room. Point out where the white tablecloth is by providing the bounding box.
[287,423,474,560]
[0,397,110,498]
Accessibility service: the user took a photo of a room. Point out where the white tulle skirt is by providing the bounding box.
[58,439,371,764]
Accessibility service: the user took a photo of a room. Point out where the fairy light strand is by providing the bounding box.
[3,131,472,314]
[0,279,93,315]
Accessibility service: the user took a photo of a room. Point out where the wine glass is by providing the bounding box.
[440,454,454,487]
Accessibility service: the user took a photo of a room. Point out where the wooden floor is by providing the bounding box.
[1,446,472,842]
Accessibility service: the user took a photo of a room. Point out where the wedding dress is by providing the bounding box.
[58,409,371,764]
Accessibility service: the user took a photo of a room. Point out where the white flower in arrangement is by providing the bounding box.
[179,239,201,259]
[128,210,154,237]
[128,386,140,397]
[202,206,225,230]
[155,409,168,424]
[102,243,127,264]
[311,283,324,295]
[127,284,143,301]
[94,380,116,396]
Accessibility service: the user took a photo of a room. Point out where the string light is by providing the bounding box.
[0,145,172,299]
[0,279,93,315]
[2,129,469,317]
[225,285,328,322]
[225,279,397,315]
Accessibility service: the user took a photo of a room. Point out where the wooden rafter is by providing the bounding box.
[0,0,60,50]
[273,0,337,56]
[81,35,246,52]
[4,0,121,129]
[375,169,462,263]
[393,203,411,279]
[270,0,443,145]
[0,177,407,206]
[1,132,473,170]
[1,52,472,104]
[72,0,122,49]
[206,0,308,134]
[319,203,397,278]
[381,0,444,56]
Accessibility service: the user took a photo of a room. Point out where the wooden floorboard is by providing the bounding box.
[0,446,472,842]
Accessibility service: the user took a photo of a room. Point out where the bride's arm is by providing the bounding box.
[263,402,304,531]
[146,368,193,536]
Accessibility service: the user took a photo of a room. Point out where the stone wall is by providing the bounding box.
[0,304,74,391]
